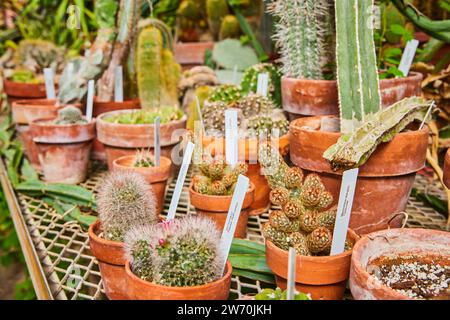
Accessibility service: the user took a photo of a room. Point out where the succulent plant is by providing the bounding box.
[255,288,311,300]
[241,63,282,106]
[133,149,155,168]
[54,106,86,125]
[124,216,223,287]
[212,39,259,71]
[206,0,230,40]
[14,39,65,75]
[103,106,183,124]
[97,171,158,242]
[219,15,241,40]
[208,84,242,104]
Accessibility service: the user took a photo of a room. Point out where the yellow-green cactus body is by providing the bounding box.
[187,85,212,130]
[219,15,240,40]
[206,0,229,40]
[177,0,203,20]
[160,48,181,107]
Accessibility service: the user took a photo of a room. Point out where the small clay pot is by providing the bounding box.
[3,79,47,102]
[189,183,255,238]
[16,124,40,170]
[88,220,128,300]
[125,260,232,300]
[350,228,450,300]
[31,117,95,184]
[174,42,214,69]
[289,116,429,234]
[201,134,290,216]
[112,155,172,214]
[265,229,359,300]
[444,149,450,189]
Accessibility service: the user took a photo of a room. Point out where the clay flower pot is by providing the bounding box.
[88,220,128,300]
[30,117,95,184]
[189,182,255,238]
[91,98,140,161]
[444,149,450,189]
[265,229,359,300]
[125,260,232,300]
[96,110,187,170]
[201,134,290,216]
[174,42,214,69]
[282,72,423,119]
[289,116,429,234]
[112,155,172,214]
[350,228,450,300]
[3,79,47,102]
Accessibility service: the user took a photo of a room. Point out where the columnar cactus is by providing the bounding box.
[97,171,157,242]
[124,216,223,287]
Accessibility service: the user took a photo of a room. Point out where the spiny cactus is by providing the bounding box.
[97,171,158,242]
[103,106,183,124]
[54,106,86,125]
[206,0,230,40]
[237,93,275,117]
[202,100,229,135]
[124,216,223,287]
[241,63,282,106]
[133,149,155,168]
[208,84,242,104]
[193,158,248,196]
[268,0,335,80]
[219,15,241,40]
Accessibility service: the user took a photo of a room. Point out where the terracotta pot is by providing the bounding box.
[189,183,255,238]
[266,229,359,300]
[289,116,429,234]
[350,228,450,300]
[31,117,95,184]
[125,260,232,300]
[201,134,290,216]
[88,220,128,300]
[444,149,450,189]
[91,99,140,161]
[3,79,47,102]
[282,72,423,119]
[96,110,187,170]
[16,124,40,170]
[12,99,60,125]
[174,42,214,69]
[112,155,172,214]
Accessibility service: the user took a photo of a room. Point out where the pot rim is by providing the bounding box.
[281,71,422,84]
[112,155,172,182]
[97,109,187,128]
[31,117,96,144]
[125,260,232,293]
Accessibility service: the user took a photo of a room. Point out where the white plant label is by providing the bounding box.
[225,109,238,166]
[287,247,296,300]
[257,73,269,97]
[114,66,123,103]
[166,142,195,221]
[85,80,95,122]
[195,96,205,133]
[219,175,249,272]
[154,116,161,166]
[330,168,359,255]
[43,68,56,100]
[398,39,419,77]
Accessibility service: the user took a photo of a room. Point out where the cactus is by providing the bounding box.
[212,39,259,71]
[97,171,158,242]
[241,63,282,106]
[219,15,241,40]
[268,0,335,80]
[103,106,183,124]
[186,85,213,130]
[133,149,155,168]
[54,106,86,125]
[255,288,311,300]
[124,216,223,287]
[14,39,65,75]
[206,0,230,40]
[209,84,242,104]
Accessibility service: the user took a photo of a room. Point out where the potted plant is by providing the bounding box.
[259,144,358,300]
[112,149,172,214]
[268,0,423,120]
[189,159,254,238]
[30,106,94,184]
[350,228,450,300]
[88,171,158,300]
[288,0,435,234]
[124,215,232,300]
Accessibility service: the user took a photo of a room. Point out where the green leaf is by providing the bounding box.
[232,268,275,284]
[228,254,272,274]
[390,24,407,36]
[20,160,39,182]
[411,189,448,216]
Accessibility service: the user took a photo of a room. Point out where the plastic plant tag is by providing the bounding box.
[154,116,161,167]
[43,68,56,99]
[195,96,205,133]
[166,141,195,221]
[114,66,123,103]
[287,247,296,300]
[219,175,249,273]
[398,39,419,77]
[330,168,359,255]
[225,109,239,166]
[419,101,435,130]
[85,80,95,122]
[257,73,269,97]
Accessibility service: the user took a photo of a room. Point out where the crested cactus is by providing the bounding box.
[268,0,335,80]
[124,216,223,287]
[241,63,282,107]
[54,106,86,125]
[97,171,158,242]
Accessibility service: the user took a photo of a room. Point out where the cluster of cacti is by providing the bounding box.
[241,63,282,107]
[208,84,242,104]
[268,0,335,80]
[133,150,155,168]
[259,144,343,256]
[192,158,248,196]
[124,216,223,287]
[103,106,183,125]
[245,111,289,138]
[97,171,158,242]
[54,106,86,125]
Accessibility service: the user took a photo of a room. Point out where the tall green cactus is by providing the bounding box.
[206,0,230,40]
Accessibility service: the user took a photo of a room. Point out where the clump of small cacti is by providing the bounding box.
[241,63,282,107]
[192,158,248,196]
[259,144,348,256]
[124,216,223,286]
[103,106,183,125]
[255,288,311,300]
[209,84,242,105]
[97,171,158,242]
[54,106,87,125]
[14,39,65,75]
[133,150,155,168]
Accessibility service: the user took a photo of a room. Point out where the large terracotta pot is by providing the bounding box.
[202,134,290,216]
[125,260,232,300]
[91,99,140,161]
[444,149,450,189]
[265,229,359,300]
[112,155,172,214]
[350,228,450,300]
[31,117,95,184]
[96,110,187,170]
[289,116,429,235]
[16,124,40,169]
[3,79,47,102]
[174,42,214,69]
[282,72,423,119]
[189,183,255,238]
[88,220,128,300]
